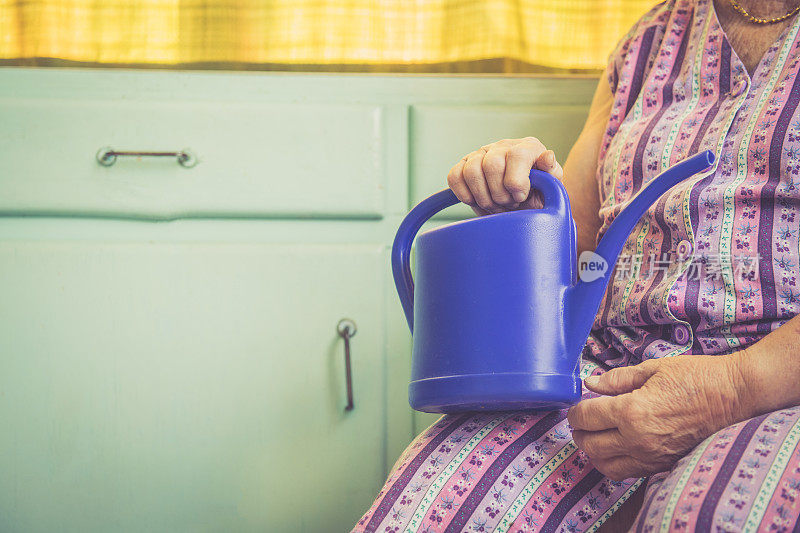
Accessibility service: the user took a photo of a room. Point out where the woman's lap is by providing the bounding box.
[633,405,800,532]
[353,361,642,532]
[354,410,641,532]
[354,360,800,532]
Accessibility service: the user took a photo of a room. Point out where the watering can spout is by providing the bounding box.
[566,150,715,354]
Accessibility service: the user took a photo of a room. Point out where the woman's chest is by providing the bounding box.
[713,0,794,76]
[601,2,800,210]
[598,0,800,333]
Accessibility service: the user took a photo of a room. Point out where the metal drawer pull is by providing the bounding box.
[96,146,197,168]
[337,318,357,412]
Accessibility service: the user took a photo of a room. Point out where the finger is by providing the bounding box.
[534,150,564,180]
[447,159,475,206]
[482,147,517,207]
[595,455,649,481]
[519,189,544,210]
[572,428,627,460]
[567,395,624,431]
[551,159,564,181]
[584,360,659,396]
[504,138,546,203]
[480,138,513,153]
[462,150,496,212]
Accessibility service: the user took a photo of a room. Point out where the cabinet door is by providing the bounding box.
[0,241,385,532]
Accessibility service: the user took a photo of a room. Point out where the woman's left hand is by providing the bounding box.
[567,354,754,481]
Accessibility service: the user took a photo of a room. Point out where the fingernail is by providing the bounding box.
[584,375,599,387]
[545,150,556,167]
[512,191,527,202]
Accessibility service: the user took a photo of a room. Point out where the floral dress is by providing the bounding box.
[355,1,800,531]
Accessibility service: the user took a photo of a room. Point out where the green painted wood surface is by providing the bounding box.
[0,100,386,219]
[0,242,385,532]
[0,68,595,532]
[410,104,592,219]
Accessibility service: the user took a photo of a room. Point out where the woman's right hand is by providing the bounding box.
[447,137,564,215]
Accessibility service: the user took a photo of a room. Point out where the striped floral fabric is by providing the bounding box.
[587,0,800,366]
[355,0,800,531]
[633,407,800,532]
[354,362,647,532]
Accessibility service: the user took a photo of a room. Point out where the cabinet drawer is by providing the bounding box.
[0,99,385,220]
[410,104,589,219]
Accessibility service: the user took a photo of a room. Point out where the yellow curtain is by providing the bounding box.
[0,1,656,72]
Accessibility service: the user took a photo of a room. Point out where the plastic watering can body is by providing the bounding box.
[393,150,715,413]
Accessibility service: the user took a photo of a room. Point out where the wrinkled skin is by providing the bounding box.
[567,354,751,481]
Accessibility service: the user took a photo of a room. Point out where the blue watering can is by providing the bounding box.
[392,150,715,413]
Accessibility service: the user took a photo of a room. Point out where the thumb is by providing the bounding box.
[584,361,658,396]
[534,150,563,180]
[521,150,562,209]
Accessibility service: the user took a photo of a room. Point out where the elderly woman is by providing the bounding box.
[355,0,800,531]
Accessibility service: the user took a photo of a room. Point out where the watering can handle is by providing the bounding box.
[391,168,569,331]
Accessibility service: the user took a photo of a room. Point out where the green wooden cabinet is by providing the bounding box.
[0,242,385,532]
[0,68,594,532]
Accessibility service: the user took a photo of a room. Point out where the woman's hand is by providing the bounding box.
[447,137,563,215]
[567,354,753,481]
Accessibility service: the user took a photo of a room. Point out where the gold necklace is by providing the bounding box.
[729,0,800,24]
